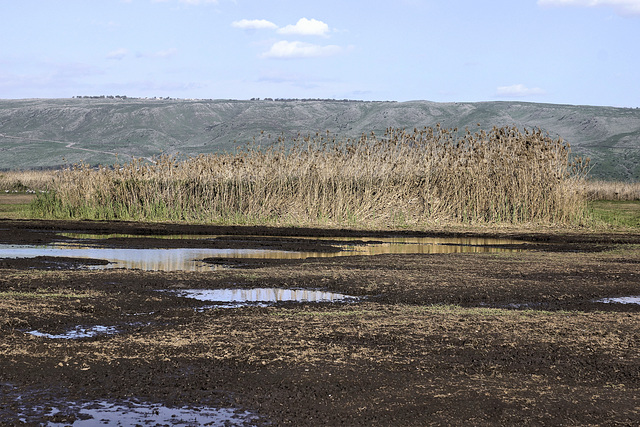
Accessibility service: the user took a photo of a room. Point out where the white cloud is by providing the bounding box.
[538,0,640,16]
[496,84,546,97]
[154,48,178,58]
[277,18,330,37]
[106,48,129,60]
[261,41,343,59]
[257,71,323,89]
[152,0,219,4]
[232,19,278,30]
[134,48,178,59]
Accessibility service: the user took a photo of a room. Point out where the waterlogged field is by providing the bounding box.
[1,220,640,425]
[1,126,640,424]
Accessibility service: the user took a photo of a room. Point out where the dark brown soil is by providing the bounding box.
[1,219,640,425]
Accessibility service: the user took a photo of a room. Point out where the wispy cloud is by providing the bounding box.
[232,17,346,59]
[152,48,178,58]
[232,19,278,30]
[232,17,332,36]
[277,18,330,37]
[538,0,640,16]
[109,48,178,60]
[106,48,129,60]
[257,71,323,89]
[104,79,205,93]
[0,60,103,97]
[496,84,546,97]
[152,0,219,4]
[261,41,343,59]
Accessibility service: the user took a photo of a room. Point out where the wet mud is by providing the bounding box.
[1,219,640,425]
[0,256,110,270]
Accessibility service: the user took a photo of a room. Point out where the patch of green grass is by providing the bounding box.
[414,304,571,317]
[2,271,65,280]
[272,309,378,317]
[0,193,37,219]
[0,203,32,219]
[272,304,572,318]
[0,291,90,299]
[588,200,640,228]
[599,244,640,257]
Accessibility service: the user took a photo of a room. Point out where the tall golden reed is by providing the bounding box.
[32,126,590,227]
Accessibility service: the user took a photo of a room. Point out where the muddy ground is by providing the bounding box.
[1,219,640,426]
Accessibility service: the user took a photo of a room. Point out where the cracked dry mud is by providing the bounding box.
[1,219,640,425]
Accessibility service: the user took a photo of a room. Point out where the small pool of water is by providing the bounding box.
[171,288,359,307]
[595,296,640,305]
[44,400,259,426]
[1,382,262,425]
[27,325,118,339]
[0,235,524,272]
[0,244,286,271]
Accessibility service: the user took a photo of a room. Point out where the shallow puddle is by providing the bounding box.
[27,325,118,339]
[0,244,284,271]
[171,287,359,307]
[595,296,640,305]
[0,384,260,427]
[0,235,524,272]
[44,400,259,426]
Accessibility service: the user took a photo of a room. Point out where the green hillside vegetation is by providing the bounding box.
[1,98,639,181]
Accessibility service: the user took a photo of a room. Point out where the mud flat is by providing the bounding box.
[1,219,640,425]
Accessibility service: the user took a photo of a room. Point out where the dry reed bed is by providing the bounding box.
[0,170,57,192]
[32,126,589,227]
[586,180,640,201]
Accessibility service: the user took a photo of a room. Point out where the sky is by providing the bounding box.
[1,0,639,107]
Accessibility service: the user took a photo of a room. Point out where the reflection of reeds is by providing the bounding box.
[32,126,590,226]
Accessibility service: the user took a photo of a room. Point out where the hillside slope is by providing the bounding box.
[1,98,639,180]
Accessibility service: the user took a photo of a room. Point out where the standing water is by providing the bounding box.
[0,235,524,272]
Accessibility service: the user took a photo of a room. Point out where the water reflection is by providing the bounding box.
[173,288,358,306]
[595,296,640,305]
[0,244,284,271]
[35,399,258,426]
[59,232,520,251]
[0,235,523,272]
[27,325,118,339]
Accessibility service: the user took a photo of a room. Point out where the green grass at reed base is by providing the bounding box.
[587,200,640,229]
[3,195,638,230]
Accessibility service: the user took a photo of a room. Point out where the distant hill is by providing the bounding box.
[1,98,639,181]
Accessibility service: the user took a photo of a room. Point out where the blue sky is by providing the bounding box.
[1,0,638,107]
